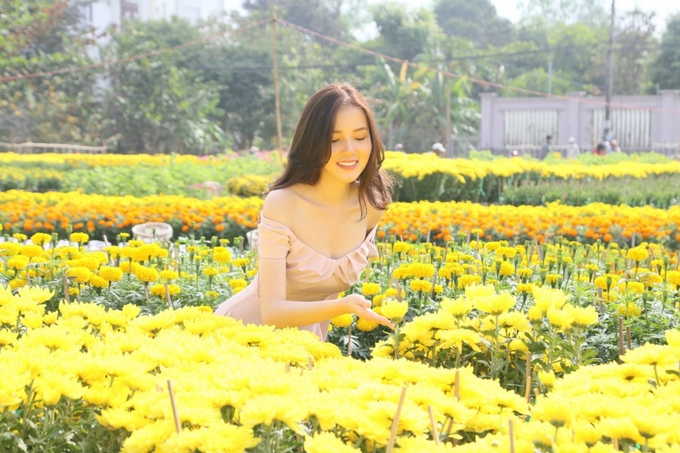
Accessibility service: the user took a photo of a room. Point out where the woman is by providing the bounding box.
[215,83,395,340]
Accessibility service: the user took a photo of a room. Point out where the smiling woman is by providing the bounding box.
[214,83,396,340]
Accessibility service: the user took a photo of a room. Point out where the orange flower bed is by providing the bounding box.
[381,201,680,248]
[2,192,679,248]
[0,191,262,240]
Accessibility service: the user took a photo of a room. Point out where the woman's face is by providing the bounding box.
[321,105,372,185]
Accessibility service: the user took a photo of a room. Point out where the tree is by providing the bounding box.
[203,26,276,151]
[517,0,608,26]
[0,0,102,144]
[366,4,442,62]
[610,10,658,95]
[433,0,515,48]
[649,14,680,90]
[242,0,349,39]
[100,18,223,154]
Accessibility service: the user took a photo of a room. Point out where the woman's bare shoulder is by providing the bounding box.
[365,198,385,230]
[262,187,298,224]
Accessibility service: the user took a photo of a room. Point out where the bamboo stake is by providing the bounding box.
[443,418,454,444]
[428,405,439,445]
[386,386,408,453]
[523,353,531,422]
[62,273,70,303]
[307,357,314,371]
[597,287,605,315]
[626,326,632,350]
[509,419,515,453]
[164,281,172,309]
[347,324,352,357]
[617,317,625,360]
[167,380,181,433]
[102,234,114,265]
[454,370,460,401]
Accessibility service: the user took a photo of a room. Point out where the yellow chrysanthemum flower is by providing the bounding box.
[134,266,158,283]
[331,313,354,328]
[66,266,93,284]
[99,266,123,282]
[30,232,52,246]
[70,232,90,244]
[475,293,516,315]
[89,275,109,289]
[356,318,379,332]
[380,299,408,323]
[361,282,381,296]
[409,279,432,293]
[627,246,649,262]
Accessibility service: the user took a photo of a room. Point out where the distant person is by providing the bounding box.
[593,143,607,156]
[540,135,553,160]
[610,139,621,153]
[431,142,445,157]
[567,137,580,159]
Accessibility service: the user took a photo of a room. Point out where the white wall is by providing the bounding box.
[479,91,680,153]
[85,0,228,36]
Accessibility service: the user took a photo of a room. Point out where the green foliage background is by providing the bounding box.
[2,0,679,156]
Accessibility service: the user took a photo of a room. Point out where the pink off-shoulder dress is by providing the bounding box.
[214,214,379,340]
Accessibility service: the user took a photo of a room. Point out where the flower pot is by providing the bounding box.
[132,222,173,244]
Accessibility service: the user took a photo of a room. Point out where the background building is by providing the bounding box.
[81,0,229,33]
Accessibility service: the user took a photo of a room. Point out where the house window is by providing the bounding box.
[121,0,139,20]
[180,1,201,21]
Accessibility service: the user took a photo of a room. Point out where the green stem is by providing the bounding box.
[492,313,501,378]
[653,363,660,387]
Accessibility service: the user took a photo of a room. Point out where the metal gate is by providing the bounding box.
[591,109,651,149]
[503,109,559,146]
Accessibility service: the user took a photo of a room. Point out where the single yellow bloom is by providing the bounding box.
[380,299,408,323]
[330,313,353,328]
[475,292,516,315]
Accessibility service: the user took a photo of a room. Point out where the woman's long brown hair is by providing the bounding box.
[269,83,393,218]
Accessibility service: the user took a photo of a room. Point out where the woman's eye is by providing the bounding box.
[355,137,366,141]
[331,139,340,143]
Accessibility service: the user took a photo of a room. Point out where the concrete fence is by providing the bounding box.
[0,141,108,154]
[479,90,680,155]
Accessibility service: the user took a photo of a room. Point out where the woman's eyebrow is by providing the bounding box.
[332,127,369,133]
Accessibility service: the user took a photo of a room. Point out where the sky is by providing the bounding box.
[224,0,679,36]
[492,0,679,29]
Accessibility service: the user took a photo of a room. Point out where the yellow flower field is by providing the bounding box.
[4,151,680,181]
[1,285,679,452]
[383,151,680,181]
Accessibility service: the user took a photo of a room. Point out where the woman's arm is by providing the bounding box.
[258,190,393,329]
[258,256,392,328]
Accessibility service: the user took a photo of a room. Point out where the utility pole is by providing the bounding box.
[270,1,284,156]
[445,67,452,157]
[603,0,615,144]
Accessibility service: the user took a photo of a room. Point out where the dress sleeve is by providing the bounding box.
[257,218,291,260]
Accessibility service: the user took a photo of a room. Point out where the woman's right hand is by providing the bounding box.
[343,294,395,330]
